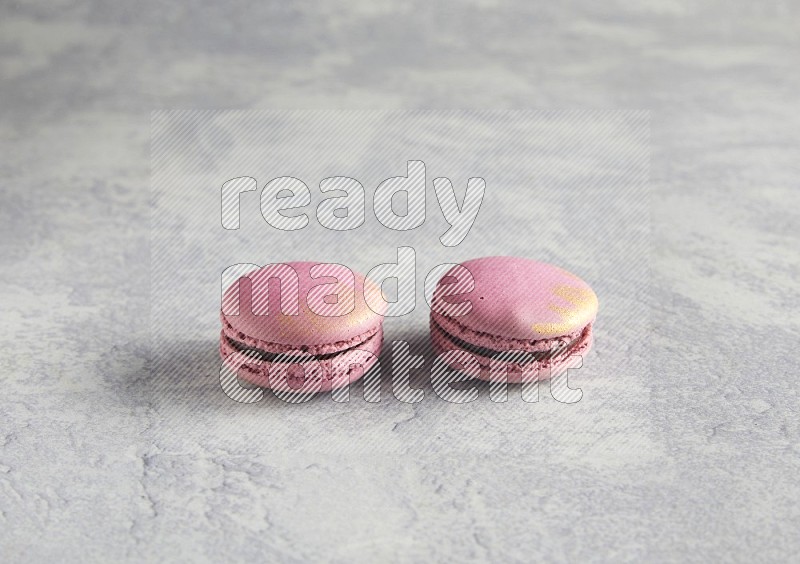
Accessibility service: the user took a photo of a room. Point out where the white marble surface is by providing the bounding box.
[2,2,799,562]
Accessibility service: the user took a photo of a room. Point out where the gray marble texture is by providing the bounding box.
[1,1,799,563]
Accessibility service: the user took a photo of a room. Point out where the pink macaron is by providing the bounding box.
[220,262,385,393]
[430,256,598,383]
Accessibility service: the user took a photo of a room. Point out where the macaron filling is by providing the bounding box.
[223,328,382,363]
[432,312,587,354]
[221,313,381,357]
[431,317,592,365]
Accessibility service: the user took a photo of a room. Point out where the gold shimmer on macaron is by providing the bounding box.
[270,278,379,335]
[532,285,598,337]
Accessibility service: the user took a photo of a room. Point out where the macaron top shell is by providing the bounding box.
[221,261,384,353]
[432,256,598,342]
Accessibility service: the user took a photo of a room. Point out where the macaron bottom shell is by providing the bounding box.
[220,327,383,394]
[430,319,593,383]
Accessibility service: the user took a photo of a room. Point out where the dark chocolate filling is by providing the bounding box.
[435,321,584,365]
[226,331,379,363]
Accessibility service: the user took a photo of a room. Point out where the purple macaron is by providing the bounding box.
[220,262,385,393]
[430,256,598,383]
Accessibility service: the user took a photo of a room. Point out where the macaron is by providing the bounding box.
[220,262,385,393]
[430,256,598,383]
